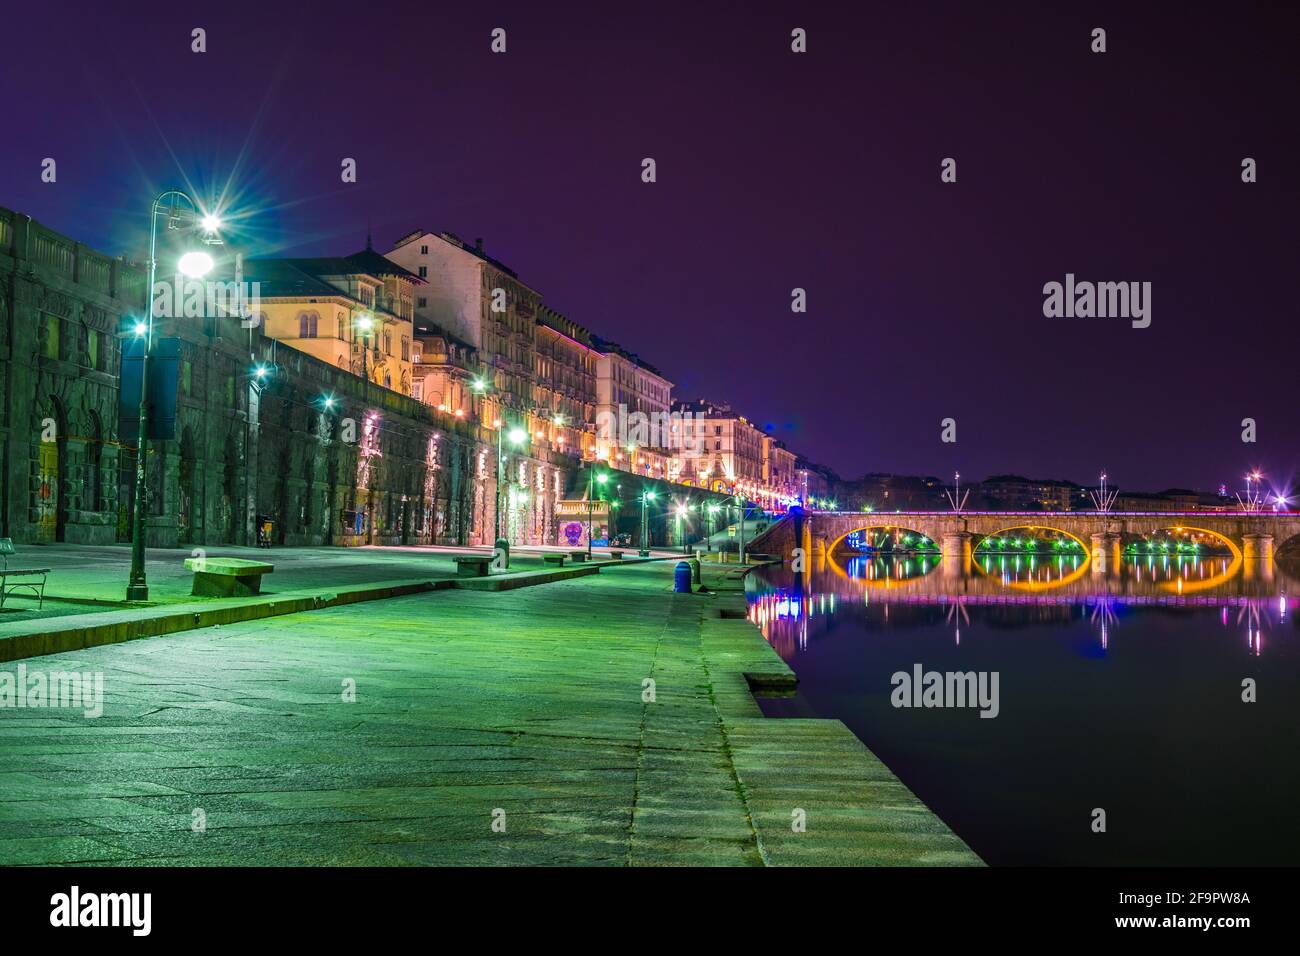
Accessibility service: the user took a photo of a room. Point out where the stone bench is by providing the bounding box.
[454,555,494,577]
[568,551,589,563]
[184,557,274,597]
[606,550,624,560]
[542,554,567,567]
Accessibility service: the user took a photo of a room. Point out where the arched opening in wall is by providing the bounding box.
[1121,526,1236,558]
[178,427,198,545]
[85,412,103,514]
[32,398,67,543]
[116,444,136,543]
[973,526,1090,589]
[1277,532,1300,561]
[975,527,1087,555]
[221,433,239,544]
[301,426,315,539]
[827,524,942,584]
[1122,525,1240,590]
[832,525,940,555]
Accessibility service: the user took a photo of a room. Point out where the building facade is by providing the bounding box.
[0,208,578,552]
[246,247,421,396]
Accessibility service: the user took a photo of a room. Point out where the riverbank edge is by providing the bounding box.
[699,560,984,866]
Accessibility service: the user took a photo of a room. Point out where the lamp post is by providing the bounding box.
[496,424,527,543]
[356,313,374,383]
[675,503,689,554]
[706,502,719,550]
[641,490,656,550]
[127,191,219,601]
[735,493,746,563]
[588,470,608,558]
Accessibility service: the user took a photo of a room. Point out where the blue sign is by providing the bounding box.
[119,337,180,442]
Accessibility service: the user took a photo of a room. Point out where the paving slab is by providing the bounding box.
[0,558,979,866]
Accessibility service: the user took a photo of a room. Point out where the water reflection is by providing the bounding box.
[746,554,1300,865]
[752,553,1295,658]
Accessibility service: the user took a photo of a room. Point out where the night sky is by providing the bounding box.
[5,1,1298,496]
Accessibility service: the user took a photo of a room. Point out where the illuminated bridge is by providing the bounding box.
[749,510,1300,571]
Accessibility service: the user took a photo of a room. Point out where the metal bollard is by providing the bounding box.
[673,561,693,593]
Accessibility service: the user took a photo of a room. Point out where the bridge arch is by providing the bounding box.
[827,524,940,555]
[973,524,1090,555]
[967,524,1092,591]
[1121,524,1241,560]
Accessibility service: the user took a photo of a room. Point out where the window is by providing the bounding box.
[413,381,423,401]
[401,337,410,361]
[420,245,428,254]
[298,312,318,337]
[418,296,427,308]
[383,332,392,354]
[40,314,60,359]
[418,265,428,278]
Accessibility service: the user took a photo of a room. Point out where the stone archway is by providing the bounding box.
[178,426,200,545]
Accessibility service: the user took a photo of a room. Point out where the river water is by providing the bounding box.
[745,550,1300,865]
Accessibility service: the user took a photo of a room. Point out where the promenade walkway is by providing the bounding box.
[0,559,979,866]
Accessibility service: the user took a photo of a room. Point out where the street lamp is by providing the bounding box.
[588,470,608,558]
[496,423,528,543]
[706,502,720,551]
[356,313,374,382]
[641,490,657,552]
[675,503,690,554]
[127,190,219,601]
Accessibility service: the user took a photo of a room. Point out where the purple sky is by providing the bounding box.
[5,1,1298,496]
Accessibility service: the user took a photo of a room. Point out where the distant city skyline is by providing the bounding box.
[4,2,1297,492]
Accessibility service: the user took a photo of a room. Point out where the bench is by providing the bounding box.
[607,550,624,560]
[454,555,493,577]
[542,554,567,567]
[183,557,274,597]
[568,551,589,563]
[0,538,49,610]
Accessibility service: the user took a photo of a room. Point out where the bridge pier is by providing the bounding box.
[1242,533,1274,562]
[942,532,972,577]
[1090,532,1121,574]
[941,532,972,561]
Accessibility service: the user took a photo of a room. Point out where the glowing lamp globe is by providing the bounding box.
[177,250,214,278]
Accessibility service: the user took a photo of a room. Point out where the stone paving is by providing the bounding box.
[0,541,663,631]
[0,560,979,866]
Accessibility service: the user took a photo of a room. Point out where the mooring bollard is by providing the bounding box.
[674,561,693,593]
[688,557,701,585]
[494,537,510,570]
